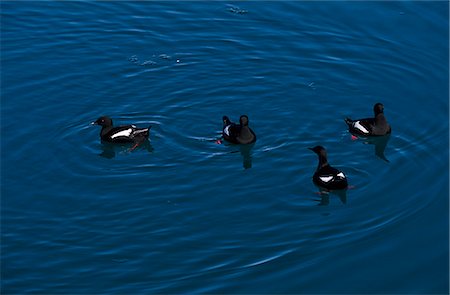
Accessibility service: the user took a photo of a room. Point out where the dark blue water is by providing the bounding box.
[1,1,448,294]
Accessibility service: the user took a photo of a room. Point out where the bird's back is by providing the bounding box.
[313,164,348,190]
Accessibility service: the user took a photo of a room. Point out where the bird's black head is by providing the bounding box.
[240,115,249,126]
[374,103,384,116]
[92,116,113,127]
[308,145,327,158]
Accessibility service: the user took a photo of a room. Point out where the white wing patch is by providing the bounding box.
[337,172,346,179]
[224,125,231,136]
[319,176,333,183]
[111,128,133,139]
[354,121,369,134]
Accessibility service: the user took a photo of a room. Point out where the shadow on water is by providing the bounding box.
[99,140,154,159]
[315,187,347,206]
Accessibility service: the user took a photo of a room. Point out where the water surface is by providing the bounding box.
[1,1,449,294]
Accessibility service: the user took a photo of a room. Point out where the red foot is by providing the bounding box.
[351,135,358,141]
[215,139,222,144]
[129,143,140,151]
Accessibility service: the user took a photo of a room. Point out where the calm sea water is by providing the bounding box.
[1,1,449,294]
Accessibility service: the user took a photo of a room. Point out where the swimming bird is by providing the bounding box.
[345,103,391,136]
[309,145,348,190]
[92,116,151,149]
[222,115,256,144]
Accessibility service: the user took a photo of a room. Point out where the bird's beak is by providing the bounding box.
[90,121,96,126]
[308,147,314,151]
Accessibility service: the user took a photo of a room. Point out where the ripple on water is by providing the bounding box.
[49,115,165,181]
[2,1,447,293]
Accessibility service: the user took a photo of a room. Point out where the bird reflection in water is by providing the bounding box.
[227,142,255,169]
[240,143,254,169]
[315,187,347,206]
[99,140,153,159]
[354,134,391,162]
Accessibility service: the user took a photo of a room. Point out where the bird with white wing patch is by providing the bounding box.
[308,145,348,191]
[92,116,151,150]
[344,103,391,137]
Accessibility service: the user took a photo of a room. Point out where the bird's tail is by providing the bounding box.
[134,126,151,137]
[145,125,152,137]
[344,118,353,127]
[222,116,232,127]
